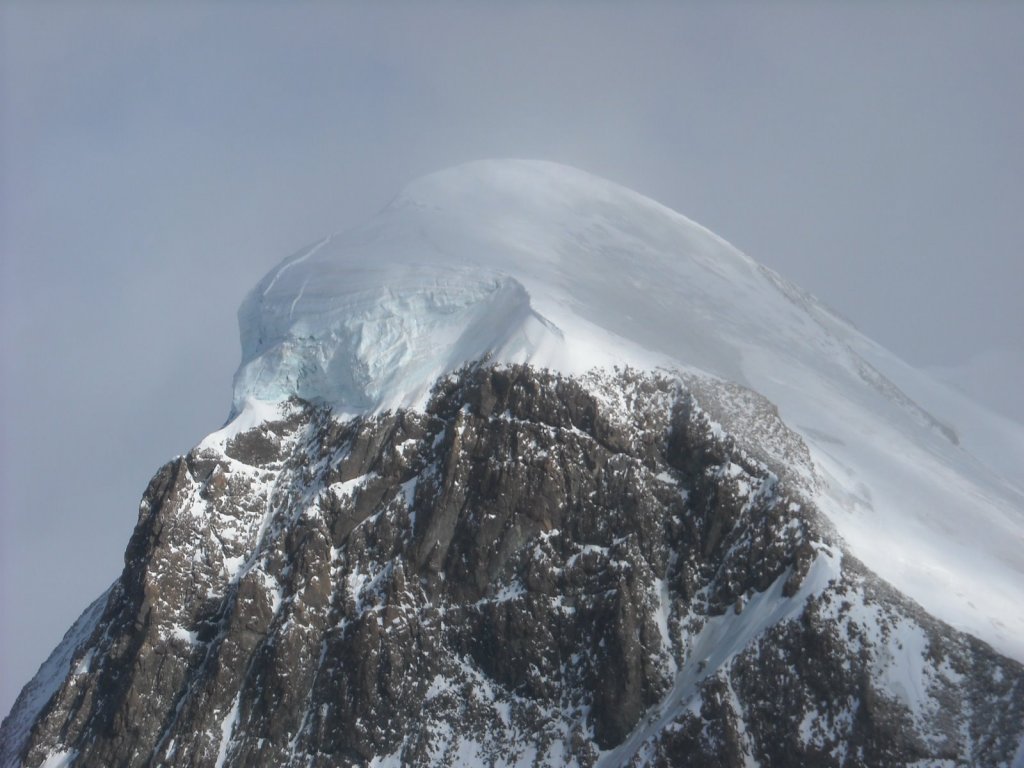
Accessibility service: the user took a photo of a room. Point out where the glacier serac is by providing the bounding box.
[235,159,1024,664]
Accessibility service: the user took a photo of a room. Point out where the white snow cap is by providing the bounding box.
[235,158,745,415]
[234,159,1024,662]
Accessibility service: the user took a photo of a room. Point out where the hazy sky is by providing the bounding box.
[2,2,1022,716]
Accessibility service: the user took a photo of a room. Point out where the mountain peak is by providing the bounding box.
[5,161,1024,767]
[229,161,1024,667]
[233,159,753,416]
[393,158,685,219]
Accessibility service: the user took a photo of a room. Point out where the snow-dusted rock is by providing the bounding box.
[236,159,1024,663]
[5,367,1021,767]
[4,161,1024,767]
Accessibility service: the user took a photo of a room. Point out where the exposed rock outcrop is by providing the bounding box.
[3,366,1022,767]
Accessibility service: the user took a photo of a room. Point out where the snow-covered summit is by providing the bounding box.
[234,159,1024,663]
[235,159,749,415]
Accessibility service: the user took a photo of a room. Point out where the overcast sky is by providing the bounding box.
[2,2,1022,716]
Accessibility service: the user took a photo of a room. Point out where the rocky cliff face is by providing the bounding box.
[3,366,1022,767]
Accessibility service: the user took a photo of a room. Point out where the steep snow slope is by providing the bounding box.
[235,159,1024,662]
[926,345,1024,426]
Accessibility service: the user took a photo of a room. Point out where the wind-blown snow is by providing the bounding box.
[927,345,1024,427]
[233,158,1024,663]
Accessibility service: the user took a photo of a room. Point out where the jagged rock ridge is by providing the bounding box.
[4,366,1021,767]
